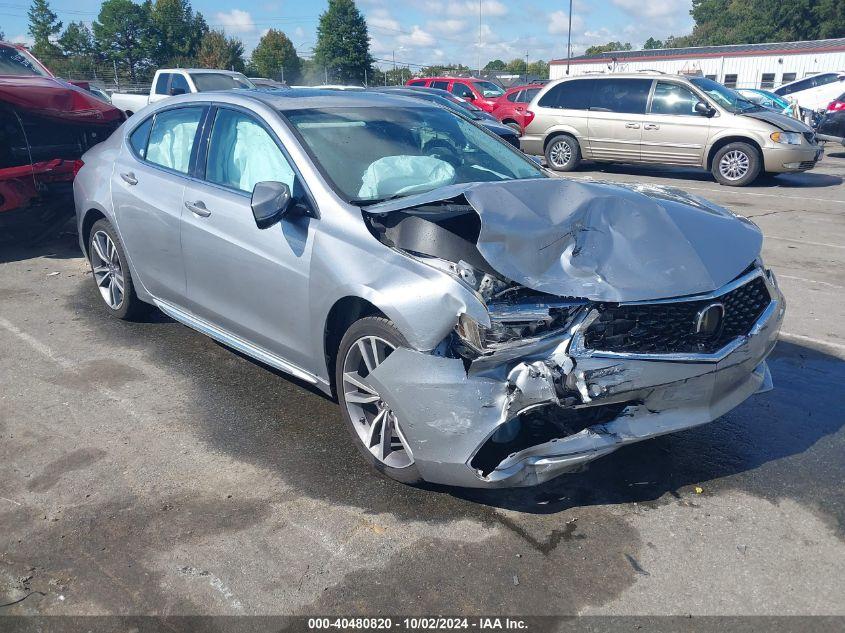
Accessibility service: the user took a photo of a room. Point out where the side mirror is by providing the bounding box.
[169,87,187,96]
[251,181,291,229]
[695,101,715,117]
[463,92,475,101]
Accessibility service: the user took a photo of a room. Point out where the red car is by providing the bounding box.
[490,84,543,133]
[1,42,123,240]
[405,76,505,112]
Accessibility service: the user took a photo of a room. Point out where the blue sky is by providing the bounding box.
[1,0,695,66]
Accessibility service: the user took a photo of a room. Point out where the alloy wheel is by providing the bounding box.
[90,230,125,310]
[549,139,573,168]
[719,150,750,181]
[341,336,414,469]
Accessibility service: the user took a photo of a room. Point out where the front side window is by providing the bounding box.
[205,108,295,194]
[450,82,475,99]
[154,73,171,95]
[473,81,504,98]
[284,105,544,203]
[591,78,651,114]
[775,76,810,96]
[170,73,190,95]
[0,44,50,76]
[813,73,838,87]
[145,107,204,174]
[408,80,425,86]
[650,81,700,116]
[190,72,254,92]
[431,80,449,91]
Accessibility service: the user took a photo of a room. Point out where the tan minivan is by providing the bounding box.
[520,73,823,186]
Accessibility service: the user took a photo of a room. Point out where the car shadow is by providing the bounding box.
[579,162,843,188]
[446,341,844,532]
[0,218,81,264]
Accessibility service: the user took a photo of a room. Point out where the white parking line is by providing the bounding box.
[779,275,845,290]
[766,236,845,250]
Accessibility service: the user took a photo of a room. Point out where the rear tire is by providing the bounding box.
[335,317,422,485]
[711,142,761,186]
[544,134,581,171]
[87,219,148,320]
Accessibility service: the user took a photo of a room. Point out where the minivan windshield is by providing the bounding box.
[190,72,255,91]
[284,105,544,204]
[0,44,50,77]
[689,77,760,113]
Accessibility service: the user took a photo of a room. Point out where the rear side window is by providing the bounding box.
[650,81,700,116]
[450,82,474,99]
[154,73,171,95]
[813,73,839,87]
[128,117,153,158]
[431,80,449,90]
[408,80,425,86]
[205,108,295,194]
[538,80,592,109]
[145,107,204,174]
[591,79,652,114]
[523,88,540,102]
[506,90,520,102]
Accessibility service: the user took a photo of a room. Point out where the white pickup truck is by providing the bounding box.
[110,68,255,116]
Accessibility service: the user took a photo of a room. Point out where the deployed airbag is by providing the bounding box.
[358,155,455,199]
[365,178,763,302]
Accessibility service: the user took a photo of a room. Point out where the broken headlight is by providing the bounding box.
[456,298,588,356]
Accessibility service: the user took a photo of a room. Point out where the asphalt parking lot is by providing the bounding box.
[1,150,844,620]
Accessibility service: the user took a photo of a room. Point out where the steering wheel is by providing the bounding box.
[424,139,462,168]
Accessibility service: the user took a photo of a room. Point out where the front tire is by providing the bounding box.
[712,142,761,186]
[544,134,581,171]
[335,317,421,485]
[87,219,147,320]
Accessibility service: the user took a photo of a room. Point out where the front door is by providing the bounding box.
[640,80,711,166]
[111,105,206,302]
[586,78,652,162]
[180,107,316,368]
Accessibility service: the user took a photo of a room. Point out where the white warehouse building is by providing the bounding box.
[549,38,845,90]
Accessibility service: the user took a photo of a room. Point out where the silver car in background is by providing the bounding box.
[74,90,784,488]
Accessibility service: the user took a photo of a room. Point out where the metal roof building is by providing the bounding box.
[549,38,845,89]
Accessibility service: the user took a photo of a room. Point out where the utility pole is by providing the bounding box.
[477,0,482,77]
[566,0,573,75]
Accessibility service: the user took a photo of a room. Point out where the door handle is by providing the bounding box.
[625,122,641,129]
[120,172,138,185]
[644,123,660,130]
[185,200,211,218]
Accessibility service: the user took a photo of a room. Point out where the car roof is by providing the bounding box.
[176,88,445,112]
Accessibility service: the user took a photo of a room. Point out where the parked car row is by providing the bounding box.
[73,88,784,487]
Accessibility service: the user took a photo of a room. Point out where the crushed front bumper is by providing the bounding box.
[367,269,785,488]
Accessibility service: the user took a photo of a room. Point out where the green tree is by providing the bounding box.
[59,21,95,57]
[419,63,470,76]
[505,58,527,74]
[526,60,549,79]
[250,29,300,82]
[313,0,373,84]
[149,0,207,65]
[484,59,506,71]
[643,37,663,49]
[0,29,5,40]
[27,0,62,58]
[584,41,632,56]
[196,29,244,72]
[93,0,154,82]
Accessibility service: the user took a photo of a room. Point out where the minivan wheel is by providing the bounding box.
[545,134,580,171]
[87,219,147,320]
[712,142,761,186]
[335,317,422,484]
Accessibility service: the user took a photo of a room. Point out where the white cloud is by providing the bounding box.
[368,9,401,32]
[548,10,585,36]
[612,0,689,19]
[9,34,33,46]
[397,25,435,47]
[215,9,255,34]
[440,19,466,35]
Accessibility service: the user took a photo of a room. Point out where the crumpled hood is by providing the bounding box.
[0,76,123,124]
[366,178,762,302]
[740,109,813,133]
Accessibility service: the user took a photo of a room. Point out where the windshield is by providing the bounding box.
[473,80,504,98]
[284,105,544,204]
[689,77,759,113]
[190,72,255,91]
[0,44,50,77]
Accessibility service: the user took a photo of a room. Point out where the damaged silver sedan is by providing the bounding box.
[74,90,785,488]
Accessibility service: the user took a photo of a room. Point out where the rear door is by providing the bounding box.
[641,80,711,166]
[111,105,206,303]
[586,78,651,162]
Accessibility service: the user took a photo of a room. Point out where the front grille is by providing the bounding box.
[803,131,816,144]
[583,275,771,355]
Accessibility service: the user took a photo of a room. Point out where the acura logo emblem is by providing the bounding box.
[694,302,725,337]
